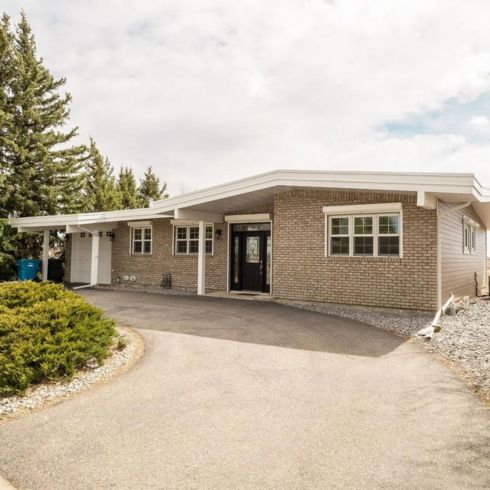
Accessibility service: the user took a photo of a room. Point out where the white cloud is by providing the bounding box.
[469,115,490,127]
[2,0,490,193]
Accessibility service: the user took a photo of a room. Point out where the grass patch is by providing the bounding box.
[0,281,117,396]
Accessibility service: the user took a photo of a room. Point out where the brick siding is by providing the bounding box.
[111,219,228,291]
[272,189,438,311]
[70,191,438,310]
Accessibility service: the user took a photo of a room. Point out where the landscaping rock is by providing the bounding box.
[415,297,490,403]
[278,299,432,338]
[0,327,142,420]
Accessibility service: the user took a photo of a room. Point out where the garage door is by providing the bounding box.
[70,232,112,284]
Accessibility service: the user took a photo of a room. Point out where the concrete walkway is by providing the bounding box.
[0,289,489,489]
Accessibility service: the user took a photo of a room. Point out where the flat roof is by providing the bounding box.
[9,169,490,230]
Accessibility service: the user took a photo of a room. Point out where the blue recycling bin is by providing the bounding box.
[16,259,41,281]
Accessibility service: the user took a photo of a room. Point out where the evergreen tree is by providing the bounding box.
[84,138,122,212]
[138,165,168,207]
[0,14,15,218]
[3,12,87,218]
[117,166,139,209]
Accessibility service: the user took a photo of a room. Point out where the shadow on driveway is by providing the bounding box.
[80,289,405,357]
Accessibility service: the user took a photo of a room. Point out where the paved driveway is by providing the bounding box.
[0,290,489,489]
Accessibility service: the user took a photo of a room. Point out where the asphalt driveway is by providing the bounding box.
[0,289,489,489]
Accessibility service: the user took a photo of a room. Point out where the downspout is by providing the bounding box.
[73,226,99,290]
[436,201,472,308]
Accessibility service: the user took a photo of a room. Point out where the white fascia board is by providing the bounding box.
[149,170,483,215]
[9,209,172,230]
[224,213,271,223]
[322,203,402,215]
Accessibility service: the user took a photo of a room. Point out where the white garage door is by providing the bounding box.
[70,232,112,284]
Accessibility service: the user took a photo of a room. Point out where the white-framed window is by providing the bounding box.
[174,224,213,255]
[463,217,478,254]
[353,216,374,256]
[378,215,400,256]
[131,227,152,254]
[327,214,401,257]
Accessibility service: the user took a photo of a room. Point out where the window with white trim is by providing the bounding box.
[378,215,400,256]
[328,214,401,257]
[463,218,478,254]
[174,225,213,255]
[131,227,152,254]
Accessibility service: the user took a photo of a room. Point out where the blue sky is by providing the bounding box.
[384,94,490,144]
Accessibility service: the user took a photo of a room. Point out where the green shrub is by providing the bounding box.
[0,253,16,282]
[0,281,117,396]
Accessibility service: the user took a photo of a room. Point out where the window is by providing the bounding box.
[463,217,478,254]
[328,214,401,257]
[132,227,152,254]
[174,224,213,255]
[378,215,400,256]
[330,217,350,255]
[353,216,373,256]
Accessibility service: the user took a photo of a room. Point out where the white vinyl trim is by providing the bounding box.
[127,220,152,227]
[224,213,271,223]
[322,202,402,215]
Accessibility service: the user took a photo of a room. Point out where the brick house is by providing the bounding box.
[10,170,490,311]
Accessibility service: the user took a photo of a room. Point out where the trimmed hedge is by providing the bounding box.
[0,282,117,396]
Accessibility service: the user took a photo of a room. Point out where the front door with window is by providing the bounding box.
[230,223,271,293]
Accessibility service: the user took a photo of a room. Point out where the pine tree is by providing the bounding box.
[0,14,15,218]
[138,165,168,207]
[3,12,88,218]
[117,166,139,209]
[84,138,122,212]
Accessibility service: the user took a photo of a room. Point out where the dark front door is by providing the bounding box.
[230,223,271,293]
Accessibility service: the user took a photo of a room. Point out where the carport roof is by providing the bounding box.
[9,169,490,231]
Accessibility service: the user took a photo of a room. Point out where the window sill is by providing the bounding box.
[326,255,402,262]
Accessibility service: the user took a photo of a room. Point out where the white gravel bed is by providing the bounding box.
[278,299,432,338]
[416,297,490,403]
[0,327,142,420]
[96,284,195,296]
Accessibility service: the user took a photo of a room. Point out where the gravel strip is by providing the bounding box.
[96,284,195,296]
[278,299,432,338]
[414,297,490,403]
[0,327,143,421]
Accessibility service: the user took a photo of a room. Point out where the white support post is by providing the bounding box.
[42,230,49,282]
[197,220,206,295]
[90,231,99,286]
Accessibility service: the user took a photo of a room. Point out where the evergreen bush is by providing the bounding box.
[0,282,117,395]
[0,253,16,282]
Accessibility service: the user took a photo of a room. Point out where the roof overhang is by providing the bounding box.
[8,170,490,230]
[10,208,174,233]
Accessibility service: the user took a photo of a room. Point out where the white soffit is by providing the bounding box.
[322,203,402,215]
